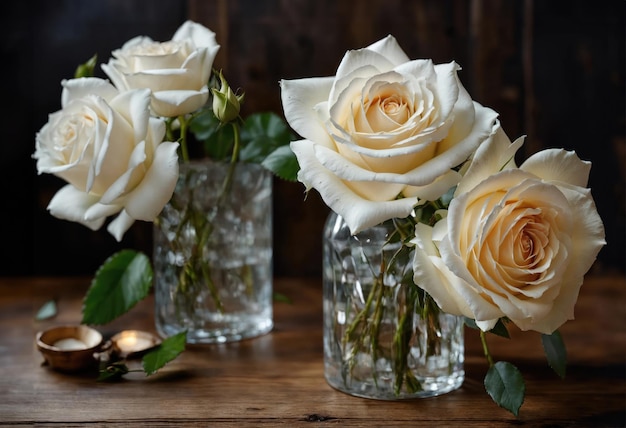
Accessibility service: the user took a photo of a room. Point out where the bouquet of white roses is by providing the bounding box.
[33,21,296,377]
[281,35,605,415]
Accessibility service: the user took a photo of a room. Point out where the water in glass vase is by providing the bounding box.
[154,159,273,344]
[323,211,464,399]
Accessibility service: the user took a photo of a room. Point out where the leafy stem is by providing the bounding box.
[480,329,495,367]
[97,331,186,381]
[178,115,190,163]
[219,121,241,204]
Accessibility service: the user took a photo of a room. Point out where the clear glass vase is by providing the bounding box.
[323,211,464,399]
[153,159,273,344]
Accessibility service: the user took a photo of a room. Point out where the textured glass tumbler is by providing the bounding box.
[154,159,273,344]
[323,211,465,399]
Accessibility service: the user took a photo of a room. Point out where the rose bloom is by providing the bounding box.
[33,77,179,241]
[102,20,219,118]
[280,35,498,234]
[412,127,606,334]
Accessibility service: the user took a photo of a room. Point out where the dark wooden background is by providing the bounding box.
[2,0,623,277]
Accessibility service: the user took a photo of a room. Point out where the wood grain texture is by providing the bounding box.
[0,274,624,426]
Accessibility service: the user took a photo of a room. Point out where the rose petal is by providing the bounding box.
[107,210,135,242]
[413,223,503,327]
[84,202,124,222]
[61,78,118,106]
[280,77,335,147]
[329,68,390,128]
[291,139,416,233]
[396,60,459,122]
[108,88,152,148]
[123,141,179,221]
[388,102,498,189]
[172,20,219,48]
[334,46,396,81]
[98,140,148,204]
[520,148,591,188]
[403,170,461,200]
[456,126,524,196]
[361,34,410,67]
[475,319,498,331]
[436,234,505,322]
[47,185,106,231]
[151,88,209,117]
[101,63,128,92]
[125,68,195,91]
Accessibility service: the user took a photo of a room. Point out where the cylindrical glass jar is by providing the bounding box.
[153,159,273,344]
[323,211,464,399]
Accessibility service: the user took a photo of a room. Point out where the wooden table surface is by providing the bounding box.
[0,274,624,427]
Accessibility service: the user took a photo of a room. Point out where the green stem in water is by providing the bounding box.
[393,284,417,395]
[342,272,380,381]
[422,292,442,357]
[369,272,386,389]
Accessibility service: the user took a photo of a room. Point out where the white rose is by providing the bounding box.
[412,127,606,334]
[280,35,498,234]
[33,77,179,241]
[102,20,219,117]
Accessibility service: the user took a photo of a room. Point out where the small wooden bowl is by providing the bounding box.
[36,325,103,372]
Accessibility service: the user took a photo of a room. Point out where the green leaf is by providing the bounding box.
[189,108,234,161]
[82,250,153,325]
[463,317,510,338]
[239,112,295,163]
[489,319,511,339]
[541,330,567,379]
[35,299,57,320]
[97,361,129,381]
[439,186,456,207]
[242,112,294,144]
[484,361,526,416]
[273,292,292,304]
[261,145,299,182]
[189,107,220,140]
[142,331,187,376]
[464,317,479,329]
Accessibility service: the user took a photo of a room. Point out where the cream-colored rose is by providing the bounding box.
[33,77,179,241]
[412,128,606,334]
[281,35,498,234]
[102,20,219,117]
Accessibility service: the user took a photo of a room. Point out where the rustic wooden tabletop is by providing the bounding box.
[0,274,624,427]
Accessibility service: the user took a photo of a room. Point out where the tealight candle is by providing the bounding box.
[111,330,160,358]
[53,338,88,351]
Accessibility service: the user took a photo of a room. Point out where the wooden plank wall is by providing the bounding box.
[4,0,623,276]
[188,0,625,276]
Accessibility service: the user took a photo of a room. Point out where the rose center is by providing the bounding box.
[56,113,95,164]
[366,94,410,129]
[129,40,180,56]
[519,231,534,261]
